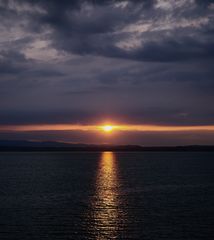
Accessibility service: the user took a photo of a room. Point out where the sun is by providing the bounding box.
[102,125,113,132]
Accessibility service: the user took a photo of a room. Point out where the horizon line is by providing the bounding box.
[1,123,214,132]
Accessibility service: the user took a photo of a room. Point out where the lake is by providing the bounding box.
[0,152,213,239]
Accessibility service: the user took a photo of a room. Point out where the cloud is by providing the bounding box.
[18,0,213,61]
[0,0,213,145]
[0,50,33,83]
[1,0,213,62]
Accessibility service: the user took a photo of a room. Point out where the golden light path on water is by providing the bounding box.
[89,152,123,239]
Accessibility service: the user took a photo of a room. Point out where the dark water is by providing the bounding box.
[0,152,214,240]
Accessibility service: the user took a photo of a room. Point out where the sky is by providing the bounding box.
[0,0,214,145]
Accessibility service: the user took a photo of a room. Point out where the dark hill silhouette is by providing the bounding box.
[0,140,214,152]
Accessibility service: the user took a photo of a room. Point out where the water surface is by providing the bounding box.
[0,152,213,239]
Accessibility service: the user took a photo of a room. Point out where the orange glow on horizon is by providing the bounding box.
[1,123,214,132]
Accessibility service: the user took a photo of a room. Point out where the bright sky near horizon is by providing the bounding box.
[1,123,214,132]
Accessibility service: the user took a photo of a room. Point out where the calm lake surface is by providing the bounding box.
[0,152,213,239]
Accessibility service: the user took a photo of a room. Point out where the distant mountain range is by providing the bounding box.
[0,140,214,152]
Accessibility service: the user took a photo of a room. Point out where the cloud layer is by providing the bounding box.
[0,0,214,144]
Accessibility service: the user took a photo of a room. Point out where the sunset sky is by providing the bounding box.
[0,0,214,145]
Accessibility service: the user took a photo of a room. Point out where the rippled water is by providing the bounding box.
[0,151,214,239]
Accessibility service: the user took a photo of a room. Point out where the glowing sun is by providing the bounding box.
[102,125,113,132]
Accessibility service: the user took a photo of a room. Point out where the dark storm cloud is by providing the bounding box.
[1,0,213,62]
[9,0,212,62]
[0,109,100,125]
[133,37,214,62]
[195,0,214,7]
[0,50,28,74]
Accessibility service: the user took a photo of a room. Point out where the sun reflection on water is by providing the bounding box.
[90,151,121,239]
